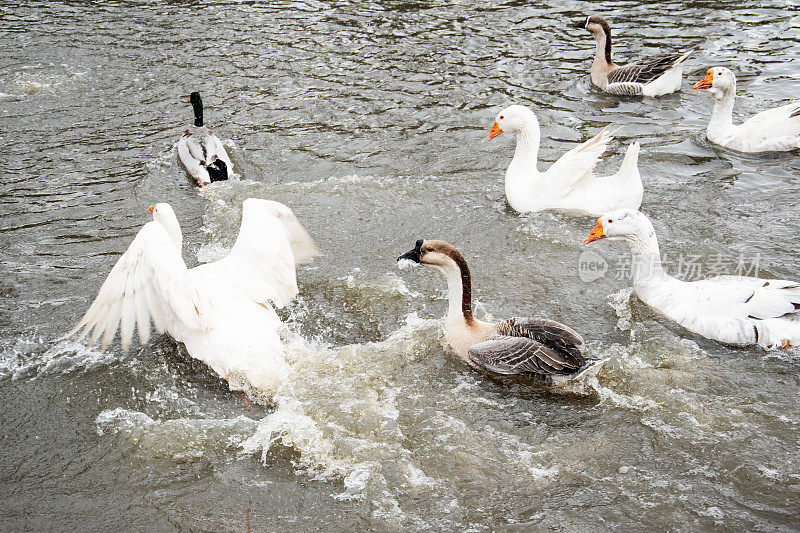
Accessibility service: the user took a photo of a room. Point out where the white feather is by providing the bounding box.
[493,105,642,217]
[65,199,315,394]
[700,67,800,153]
[590,209,800,348]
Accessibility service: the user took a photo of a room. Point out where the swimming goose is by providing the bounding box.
[693,67,800,153]
[488,104,642,216]
[574,15,692,97]
[397,239,591,381]
[178,92,234,187]
[583,209,800,348]
[64,199,319,394]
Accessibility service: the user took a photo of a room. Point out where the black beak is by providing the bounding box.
[397,239,423,263]
[572,20,586,29]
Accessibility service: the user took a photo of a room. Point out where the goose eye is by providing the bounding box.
[499,115,504,119]
[608,219,613,223]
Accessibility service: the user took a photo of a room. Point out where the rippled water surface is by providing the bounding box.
[2,1,800,531]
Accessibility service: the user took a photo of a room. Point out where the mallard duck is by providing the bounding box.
[177,92,234,187]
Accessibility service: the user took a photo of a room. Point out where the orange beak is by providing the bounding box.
[487,120,503,141]
[693,69,714,90]
[583,218,606,244]
[149,205,155,213]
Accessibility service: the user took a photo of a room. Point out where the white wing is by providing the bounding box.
[741,102,800,151]
[543,127,614,193]
[177,133,209,183]
[199,199,319,308]
[65,222,210,351]
[209,132,234,170]
[687,276,800,320]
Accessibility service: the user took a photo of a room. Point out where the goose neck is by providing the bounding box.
[709,88,735,133]
[626,232,668,287]
[512,122,540,167]
[438,258,474,326]
[592,28,613,68]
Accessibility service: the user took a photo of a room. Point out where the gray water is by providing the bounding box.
[1,1,799,531]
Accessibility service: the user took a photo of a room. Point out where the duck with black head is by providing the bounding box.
[177,91,234,187]
[573,15,692,97]
[398,239,596,384]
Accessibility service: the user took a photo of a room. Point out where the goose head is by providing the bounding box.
[398,239,465,271]
[185,91,204,126]
[149,203,183,250]
[398,239,475,321]
[583,208,654,245]
[693,67,736,100]
[486,105,539,141]
[573,15,610,36]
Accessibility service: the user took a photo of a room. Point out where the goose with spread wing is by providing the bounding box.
[573,15,692,97]
[64,199,319,395]
[398,239,594,383]
[178,92,234,187]
[487,104,642,216]
[693,67,800,152]
[584,209,800,348]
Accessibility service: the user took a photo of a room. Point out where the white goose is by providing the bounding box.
[574,15,692,97]
[398,239,593,382]
[583,209,800,348]
[487,105,642,216]
[693,67,800,153]
[64,199,319,394]
[178,92,234,187]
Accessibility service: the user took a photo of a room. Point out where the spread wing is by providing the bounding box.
[468,317,585,376]
[543,127,613,193]
[607,52,689,88]
[198,199,319,309]
[64,222,210,351]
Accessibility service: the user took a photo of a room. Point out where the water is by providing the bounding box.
[2,1,799,530]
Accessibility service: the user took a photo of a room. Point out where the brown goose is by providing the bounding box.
[397,239,592,382]
[573,15,692,97]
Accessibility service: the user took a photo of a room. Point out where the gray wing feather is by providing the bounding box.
[468,317,586,376]
[607,53,686,86]
[468,337,584,376]
[605,82,644,96]
[497,317,584,360]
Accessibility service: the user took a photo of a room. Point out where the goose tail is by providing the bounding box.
[674,49,693,66]
[616,141,640,180]
[609,142,643,210]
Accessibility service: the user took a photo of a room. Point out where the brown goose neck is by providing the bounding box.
[603,24,612,64]
[450,251,475,324]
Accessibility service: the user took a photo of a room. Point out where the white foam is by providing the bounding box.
[397,258,418,270]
